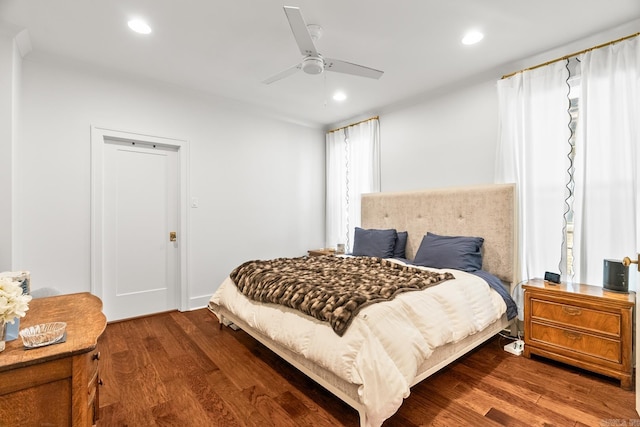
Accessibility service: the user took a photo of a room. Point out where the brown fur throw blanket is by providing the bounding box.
[230,256,454,336]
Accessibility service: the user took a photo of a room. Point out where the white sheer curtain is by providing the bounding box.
[325,118,380,252]
[572,37,640,287]
[495,61,570,286]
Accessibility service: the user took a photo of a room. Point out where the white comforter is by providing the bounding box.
[209,262,506,427]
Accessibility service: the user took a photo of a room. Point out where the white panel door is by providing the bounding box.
[102,140,179,321]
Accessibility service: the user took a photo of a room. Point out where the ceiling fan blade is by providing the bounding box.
[325,58,384,79]
[262,63,302,85]
[283,6,318,57]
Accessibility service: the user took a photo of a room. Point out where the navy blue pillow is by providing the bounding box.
[352,227,398,258]
[413,232,484,272]
[393,231,408,259]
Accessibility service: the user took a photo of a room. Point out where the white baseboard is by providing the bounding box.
[187,294,212,311]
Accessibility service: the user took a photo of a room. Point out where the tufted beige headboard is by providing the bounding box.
[361,184,516,287]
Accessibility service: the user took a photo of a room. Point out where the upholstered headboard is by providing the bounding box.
[361,184,516,286]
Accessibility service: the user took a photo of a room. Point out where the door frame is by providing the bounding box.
[90,126,189,312]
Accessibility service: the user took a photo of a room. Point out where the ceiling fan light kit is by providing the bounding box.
[262,6,384,84]
[302,56,324,75]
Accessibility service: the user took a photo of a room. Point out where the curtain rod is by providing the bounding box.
[326,116,379,134]
[501,32,640,79]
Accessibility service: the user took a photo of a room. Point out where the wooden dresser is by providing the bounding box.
[523,279,635,389]
[0,292,107,426]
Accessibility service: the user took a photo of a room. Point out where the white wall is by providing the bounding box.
[16,57,325,308]
[380,80,498,192]
[374,21,640,194]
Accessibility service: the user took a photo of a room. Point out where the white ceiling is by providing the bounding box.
[2,0,640,128]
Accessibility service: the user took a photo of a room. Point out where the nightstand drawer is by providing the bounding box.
[530,321,621,363]
[530,299,621,336]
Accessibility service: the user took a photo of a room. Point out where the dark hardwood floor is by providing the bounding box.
[97,309,637,426]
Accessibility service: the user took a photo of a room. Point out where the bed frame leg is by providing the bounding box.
[358,409,367,427]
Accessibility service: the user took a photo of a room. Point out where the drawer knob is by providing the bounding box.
[98,378,104,386]
[92,351,101,361]
[563,330,582,340]
[562,306,582,316]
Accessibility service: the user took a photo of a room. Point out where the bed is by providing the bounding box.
[208,183,517,426]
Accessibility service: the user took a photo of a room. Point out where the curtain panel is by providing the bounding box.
[495,61,570,291]
[497,35,640,295]
[572,37,640,286]
[325,119,380,252]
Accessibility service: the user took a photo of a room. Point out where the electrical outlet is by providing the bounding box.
[221,318,239,330]
[504,339,524,356]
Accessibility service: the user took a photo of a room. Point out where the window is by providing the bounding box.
[497,35,639,288]
[562,58,580,278]
[325,118,380,252]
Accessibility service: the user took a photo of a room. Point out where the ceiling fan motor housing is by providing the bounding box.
[302,56,324,75]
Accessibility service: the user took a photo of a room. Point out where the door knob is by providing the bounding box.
[169,231,177,242]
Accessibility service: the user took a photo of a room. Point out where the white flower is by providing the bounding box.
[0,277,32,324]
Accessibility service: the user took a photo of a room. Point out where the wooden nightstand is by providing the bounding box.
[307,248,336,256]
[523,279,635,389]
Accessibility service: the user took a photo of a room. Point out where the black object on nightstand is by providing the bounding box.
[544,271,560,284]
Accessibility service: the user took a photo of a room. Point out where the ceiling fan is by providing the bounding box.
[263,6,384,84]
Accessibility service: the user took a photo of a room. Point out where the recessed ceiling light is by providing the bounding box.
[333,91,347,102]
[128,19,152,35]
[462,30,484,45]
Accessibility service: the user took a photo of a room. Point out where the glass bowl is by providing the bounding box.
[19,322,67,348]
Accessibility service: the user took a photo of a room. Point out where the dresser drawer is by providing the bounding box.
[84,348,100,383]
[530,298,620,336]
[84,346,101,425]
[88,375,98,427]
[530,322,621,363]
